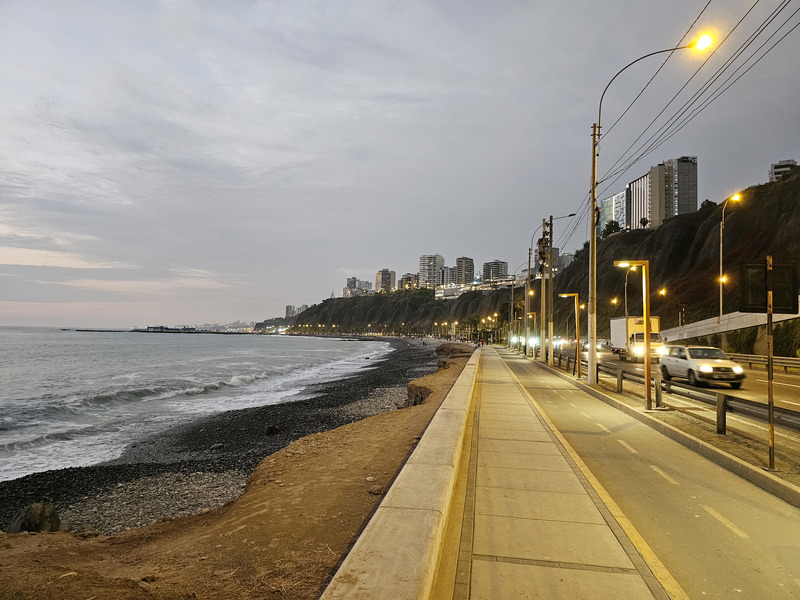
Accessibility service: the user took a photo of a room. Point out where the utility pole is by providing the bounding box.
[539,219,548,364]
[548,214,555,367]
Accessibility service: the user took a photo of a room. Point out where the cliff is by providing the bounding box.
[258,168,799,344]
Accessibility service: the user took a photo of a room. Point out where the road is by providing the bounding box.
[501,349,800,599]
[592,350,800,412]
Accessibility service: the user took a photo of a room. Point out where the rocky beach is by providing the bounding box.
[0,337,443,535]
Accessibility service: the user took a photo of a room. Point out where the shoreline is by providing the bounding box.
[0,337,442,534]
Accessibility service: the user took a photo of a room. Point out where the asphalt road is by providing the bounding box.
[502,349,800,600]
[592,350,800,412]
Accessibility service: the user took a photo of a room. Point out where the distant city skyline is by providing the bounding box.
[1,2,797,327]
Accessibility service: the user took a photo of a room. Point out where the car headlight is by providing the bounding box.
[657,346,666,355]
[634,346,644,356]
[733,366,744,374]
[699,364,714,373]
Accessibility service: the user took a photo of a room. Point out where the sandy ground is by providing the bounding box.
[0,344,472,600]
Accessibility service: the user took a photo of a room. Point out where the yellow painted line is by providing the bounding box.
[650,465,680,486]
[501,361,690,600]
[618,439,638,454]
[702,505,750,539]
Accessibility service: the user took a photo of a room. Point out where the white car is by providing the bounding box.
[659,345,745,389]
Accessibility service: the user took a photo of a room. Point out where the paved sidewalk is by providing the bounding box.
[442,347,668,599]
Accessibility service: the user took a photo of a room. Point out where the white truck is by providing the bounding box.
[609,316,665,362]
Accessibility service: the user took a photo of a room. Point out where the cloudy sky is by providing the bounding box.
[1,1,798,328]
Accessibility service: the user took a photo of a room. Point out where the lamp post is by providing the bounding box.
[510,261,528,350]
[559,293,581,378]
[719,193,741,324]
[615,260,652,408]
[624,265,637,318]
[589,35,713,386]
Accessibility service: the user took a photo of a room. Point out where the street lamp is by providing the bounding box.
[559,293,581,378]
[588,35,714,386]
[719,193,741,324]
[615,260,654,409]
[624,265,637,318]
[510,261,528,350]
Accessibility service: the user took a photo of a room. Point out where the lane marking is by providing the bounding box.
[756,379,800,389]
[581,411,592,420]
[650,465,680,485]
[702,505,750,539]
[618,439,638,454]
[596,422,612,434]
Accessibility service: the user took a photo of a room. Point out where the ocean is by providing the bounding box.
[0,327,393,482]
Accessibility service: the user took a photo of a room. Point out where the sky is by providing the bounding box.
[1,0,798,328]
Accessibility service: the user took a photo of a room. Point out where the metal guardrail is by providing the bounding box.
[550,351,800,435]
[729,353,800,373]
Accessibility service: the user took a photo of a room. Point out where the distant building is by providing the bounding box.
[650,156,697,227]
[482,260,509,282]
[419,254,445,288]
[375,269,396,293]
[399,273,419,290]
[770,159,797,182]
[285,305,296,318]
[628,172,651,228]
[343,277,372,298]
[456,257,475,285]
[442,266,459,286]
[597,190,629,233]
[624,156,698,229]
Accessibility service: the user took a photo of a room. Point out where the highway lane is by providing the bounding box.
[591,350,800,412]
[502,349,800,600]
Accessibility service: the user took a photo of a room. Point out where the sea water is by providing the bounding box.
[0,327,392,481]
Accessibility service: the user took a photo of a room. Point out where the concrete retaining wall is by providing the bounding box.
[320,349,481,600]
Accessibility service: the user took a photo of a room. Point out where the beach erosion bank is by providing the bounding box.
[0,337,448,534]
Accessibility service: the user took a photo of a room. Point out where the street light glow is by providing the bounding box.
[695,34,713,51]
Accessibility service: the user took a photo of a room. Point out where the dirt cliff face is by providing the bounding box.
[554,169,800,333]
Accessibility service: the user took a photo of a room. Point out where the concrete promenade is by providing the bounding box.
[322,347,671,599]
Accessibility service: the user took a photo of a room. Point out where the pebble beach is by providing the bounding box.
[0,338,442,535]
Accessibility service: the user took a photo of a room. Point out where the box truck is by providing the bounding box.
[609,316,664,362]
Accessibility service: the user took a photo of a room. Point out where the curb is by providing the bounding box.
[320,349,482,599]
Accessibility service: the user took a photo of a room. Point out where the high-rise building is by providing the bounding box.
[285,305,296,318]
[650,156,698,227]
[770,159,797,182]
[419,254,445,288]
[626,156,698,229]
[482,260,508,282]
[343,277,372,298]
[456,257,475,285]
[597,190,628,233]
[628,172,651,229]
[375,269,396,293]
[399,273,419,290]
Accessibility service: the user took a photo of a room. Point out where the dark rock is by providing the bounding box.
[7,502,61,533]
[266,425,280,435]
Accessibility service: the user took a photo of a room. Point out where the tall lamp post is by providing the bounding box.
[510,261,528,350]
[615,260,653,408]
[589,35,713,385]
[719,193,741,324]
[559,293,581,378]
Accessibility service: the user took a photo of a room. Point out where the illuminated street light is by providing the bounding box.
[615,260,654,408]
[719,193,741,324]
[559,292,582,378]
[588,35,714,386]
